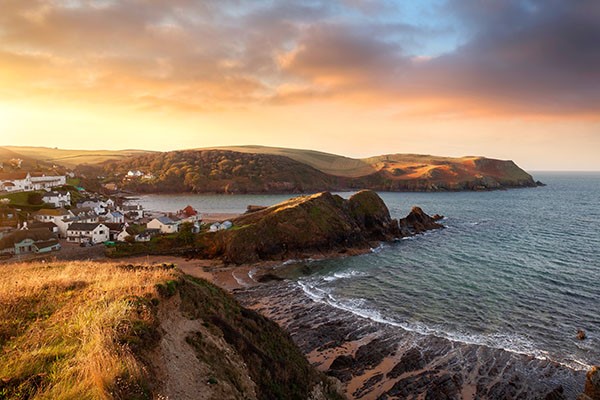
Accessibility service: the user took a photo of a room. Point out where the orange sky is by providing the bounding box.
[1,1,599,170]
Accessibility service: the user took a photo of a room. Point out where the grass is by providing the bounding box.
[1,147,154,168]
[0,261,177,399]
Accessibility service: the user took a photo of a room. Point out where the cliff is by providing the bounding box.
[0,261,342,399]
[203,190,442,264]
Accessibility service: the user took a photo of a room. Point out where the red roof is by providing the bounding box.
[182,205,198,217]
[0,172,28,180]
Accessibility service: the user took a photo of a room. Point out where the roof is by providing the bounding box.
[28,222,58,230]
[104,223,125,231]
[181,205,198,217]
[0,229,56,250]
[35,208,71,216]
[71,207,93,215]
[155,216,176,225]
[0,172,29,181]
[43,191,69,197]
[67,223,102,232]
[34,239,60,250]
[1,182,15,187]
[110,211,124,217]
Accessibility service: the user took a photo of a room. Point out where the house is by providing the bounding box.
[34,239,61,253]
[177,205,201,223]
[0,172,32,192]
[66,223,109,244]
[104,211,124,224]
[209,220,233,232]
[126,170,144,178]
[0,228,59,255]
[77,198,113,215]
[121,204,144,220]
[70,207,99,223]
[33,208,74,238]
[104,223,126,241]
[42,190,71,208]
[27,221,60,235]
[30,173,67,190]
[147,216,180,234]
[134,229,160,242]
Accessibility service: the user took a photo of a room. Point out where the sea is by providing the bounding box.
[136,172,600,372]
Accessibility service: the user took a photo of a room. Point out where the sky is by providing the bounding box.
[1,0,599,170]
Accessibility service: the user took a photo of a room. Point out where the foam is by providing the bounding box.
[297,280,592,372]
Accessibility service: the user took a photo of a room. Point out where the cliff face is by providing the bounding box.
[207,190,442,264]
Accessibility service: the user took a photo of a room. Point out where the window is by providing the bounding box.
[99,230,104,234]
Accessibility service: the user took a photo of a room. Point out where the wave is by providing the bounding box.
[297,280,591,372]
[322,270,369,282]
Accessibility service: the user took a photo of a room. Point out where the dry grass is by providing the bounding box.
[0,261,177,399]
[1,147,153,168]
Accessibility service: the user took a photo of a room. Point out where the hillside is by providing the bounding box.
[205,145,378,178]
[0,146,153,168]
[103,148,538,193]
[0,145,539,192]
[0,261,342,399]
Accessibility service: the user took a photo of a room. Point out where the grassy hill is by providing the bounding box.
[0,261,341,399]
[205,145,377,178]
[0,145,538,192]
[0,146,154,168]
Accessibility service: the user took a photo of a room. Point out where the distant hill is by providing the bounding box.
[101,147,539,193]
[0,146,154,168]
[0,145,538,192]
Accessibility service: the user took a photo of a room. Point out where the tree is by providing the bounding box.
[177,222,195,245]
[27,192,44,206]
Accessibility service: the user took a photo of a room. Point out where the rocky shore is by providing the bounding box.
[234,281,586,399]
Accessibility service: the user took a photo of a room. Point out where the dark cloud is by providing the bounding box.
[1,0,599,115]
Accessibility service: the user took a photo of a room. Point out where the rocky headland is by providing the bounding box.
[197,190,443,264]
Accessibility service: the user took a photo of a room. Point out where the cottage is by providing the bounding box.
[67,223,109,244]
[42,190,71,208]
[33,208,74,238]
[0,228,58,255]
[147,216,180,234]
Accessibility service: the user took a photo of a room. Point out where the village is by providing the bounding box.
[0,168,233,260]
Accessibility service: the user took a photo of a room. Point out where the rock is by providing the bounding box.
[577,329,587,340]
[545,385,566,400]
[255,273,285,283]
[398,206,444,235]
[579,366,600,400]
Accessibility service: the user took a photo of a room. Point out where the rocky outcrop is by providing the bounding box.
[579,367,600,400]
[208,190,441,264]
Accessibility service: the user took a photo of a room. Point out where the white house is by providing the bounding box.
[104,211,124,224]
[77,200,105,215]
[42,190,71,208]
[33,208,74,238]
[147,216,180,234]
[127,170,144,178]
[67,223,110,244]
[0,172,33,192]
[0,228,58,255]
[30,173,67,190]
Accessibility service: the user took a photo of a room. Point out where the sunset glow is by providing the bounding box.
[1,0,599,170]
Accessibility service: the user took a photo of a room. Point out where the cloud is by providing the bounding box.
[0,0,599,116]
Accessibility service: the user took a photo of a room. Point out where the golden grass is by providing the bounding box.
[0,261,177,399]
[1,146,153,168]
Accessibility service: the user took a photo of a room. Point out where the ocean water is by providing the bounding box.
[138,172,600,370]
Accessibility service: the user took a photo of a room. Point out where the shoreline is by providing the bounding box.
[125,253,586,399]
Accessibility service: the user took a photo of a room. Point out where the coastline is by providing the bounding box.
[129,253,586,399]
